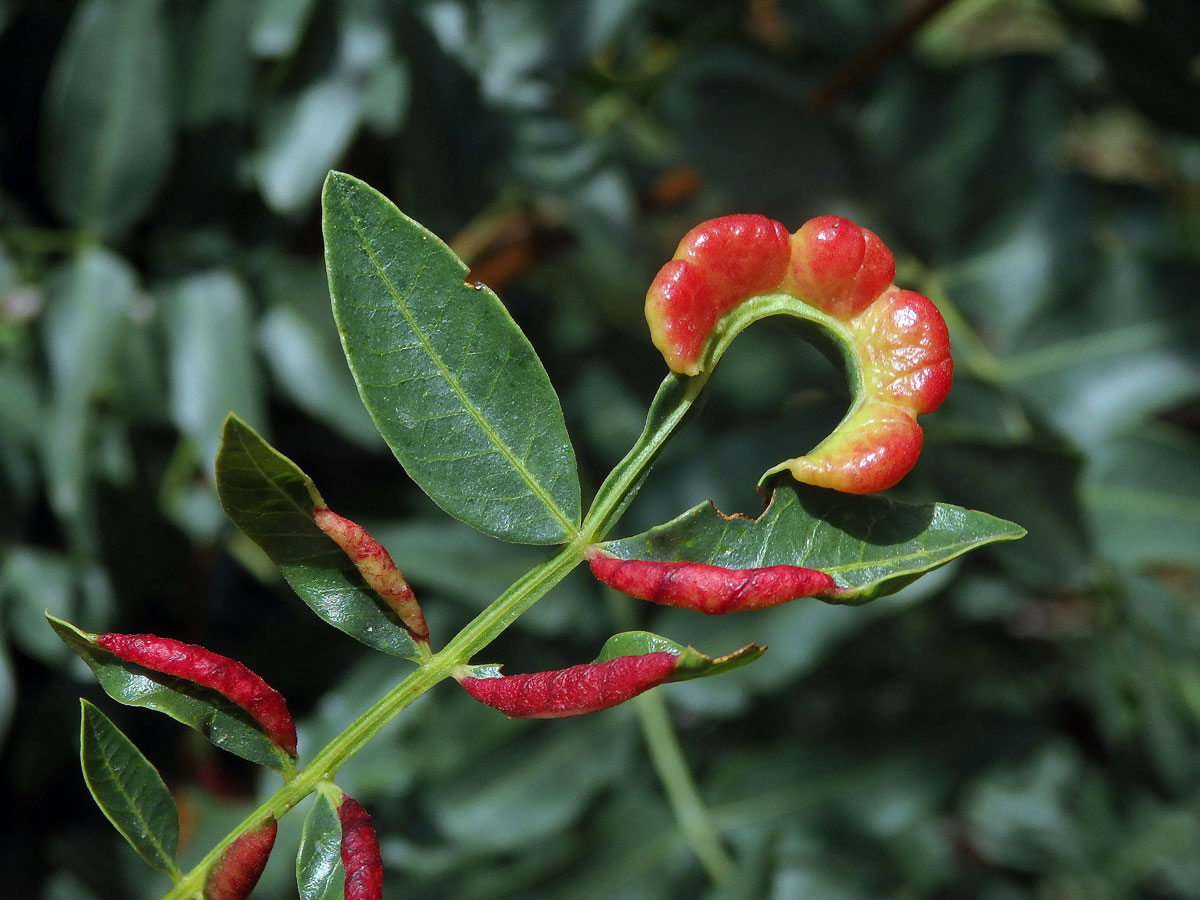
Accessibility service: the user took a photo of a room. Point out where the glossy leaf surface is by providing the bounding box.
[215,415,424,659]
[597,483,1025,605]
[296,789,345,900]
[54,616,290,771]
[322,171,580,544]
[595,630,764,682]
[78,700,179,878]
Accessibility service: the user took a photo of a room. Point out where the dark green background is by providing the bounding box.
[2,0,1199,897]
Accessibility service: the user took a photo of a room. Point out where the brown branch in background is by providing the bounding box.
[806,0,961,112]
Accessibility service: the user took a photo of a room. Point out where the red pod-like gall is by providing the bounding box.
[786,215,895,320]
[313,506,429,642]
[338,797,383,900]
[203,815,277,900]
[646,214,791,375]
[588,553,838,614]
[95,633,297,756]
[853,288,953,415]
[458,652,680,718]
[783,399,924,494]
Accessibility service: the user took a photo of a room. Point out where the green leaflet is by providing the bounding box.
[53,616,291,772]
[296,788,346,900]
[594,631,764,682]
[79,700,180,879]
[215,415,425,660]
[322,172,581,545]
[597,483,1025,605]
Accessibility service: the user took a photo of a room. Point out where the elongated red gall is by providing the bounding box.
[588,553,837,613]
[95,633,297,756]
[458,651,680,718]
[203,815,277,900]
[313,506,429,643]
[338,796,383,900]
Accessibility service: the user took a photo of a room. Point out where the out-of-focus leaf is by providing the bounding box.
[429,713,635,853]
[40,250,136,535]
[928,442,1091,590]
[1083,425,1200,568]
[181,0,253,126]
[4,548,111,665]
[215,415,425,660]
[1077,7,1200,134]
[161,269,266,469]
[251,0,318,57]
[962,743,1085,871]
[257,77,363,215]
[258,298,382,448]
[296,788,345,900]
[915,0,1065,64]
[360,59,411,134]
[78,700,179,878]
[54,616,293,771]
[1000,254,1200,443]
[0,621,12,745]
[40,872,106,900]
[41,0,173,239]
[597,483,1024,605]
[0,353,40,507]
[322,172,581,544]
[535,790,676,900]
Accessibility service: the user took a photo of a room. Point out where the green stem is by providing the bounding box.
[160,542,583,900]
[161,373,708,899]
[634,688,734,884]
[581,371,708,540]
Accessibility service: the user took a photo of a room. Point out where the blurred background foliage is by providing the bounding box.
[2,0,1200,897]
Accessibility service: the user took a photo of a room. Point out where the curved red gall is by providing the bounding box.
[646,260,724,373]
[588,555,837,614]
[203,816,277,900]
[338,797,383,900]
[95,633,297,756]
[675,214,792,296]
[459,652,680,718]
[787,405,924,494]
[313,506,429,642]
[854,289,953,414]
[787,215,895,320]
[646,214,791,375]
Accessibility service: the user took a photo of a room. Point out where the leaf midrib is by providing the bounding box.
[334,184,576,537]
[233,428,315,522]
[83,712,177,875]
